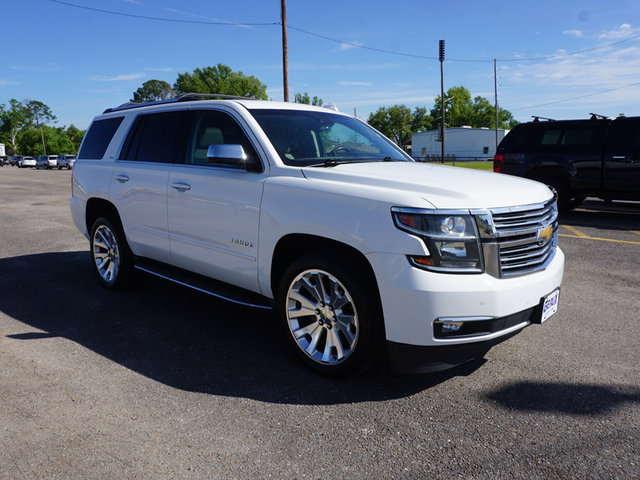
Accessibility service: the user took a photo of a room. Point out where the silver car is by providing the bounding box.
[57,154,77,169]
[36,155,58,169]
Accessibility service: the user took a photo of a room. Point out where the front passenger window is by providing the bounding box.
[187,110,261,171]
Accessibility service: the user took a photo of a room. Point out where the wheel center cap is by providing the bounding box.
[319,305,335,322]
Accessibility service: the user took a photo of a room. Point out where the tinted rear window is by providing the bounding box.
[120,111,189,163]
[78,117,124,160]
[500,121,604,149]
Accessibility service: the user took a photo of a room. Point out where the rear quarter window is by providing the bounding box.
[78,117,124,160]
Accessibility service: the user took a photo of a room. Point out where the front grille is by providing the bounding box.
[489,200,558,277]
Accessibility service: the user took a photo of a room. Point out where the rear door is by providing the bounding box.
[110,109,190,263]
[603,117,640,199]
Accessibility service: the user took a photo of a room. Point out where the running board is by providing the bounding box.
[134,258,274,311]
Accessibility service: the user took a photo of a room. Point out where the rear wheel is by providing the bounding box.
[90,216,134,289]
[276,252,384,377]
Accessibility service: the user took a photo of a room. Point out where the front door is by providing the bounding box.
[603,117,640,199]
[167,109,266,293]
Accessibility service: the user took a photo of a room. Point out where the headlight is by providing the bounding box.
[391,208,483,273]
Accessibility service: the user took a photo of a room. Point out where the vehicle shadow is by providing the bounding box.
[485,381,640,416]
[0,251,481,405]
[561,198,640,231]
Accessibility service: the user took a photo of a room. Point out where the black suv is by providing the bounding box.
[494,115,640,210]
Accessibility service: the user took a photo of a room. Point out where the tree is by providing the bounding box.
[294,92,323,106]
[430,86,518,129]
[174,64,268,99]
[131,80,175,103]
[0,99,30,154]
[367,105,433,150]
[17,124,84,156]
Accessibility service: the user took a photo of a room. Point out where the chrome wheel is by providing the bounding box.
[285,269,359,365]
[92,224,120,285]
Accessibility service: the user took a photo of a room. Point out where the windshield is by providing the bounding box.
[249,109,412,167]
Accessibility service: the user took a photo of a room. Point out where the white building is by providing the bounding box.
[412,127,509,162]
[0,143,5,158]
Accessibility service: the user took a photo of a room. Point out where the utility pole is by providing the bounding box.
[281,0,289,102]
[439,40,445,163]
[494,59,499,151]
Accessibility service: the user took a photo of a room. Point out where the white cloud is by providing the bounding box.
[0,80,21,86]
[339,41,364,51]
[144,67,174,72]
[598,23,640,40]
[90,73,147,82]
[563,29,583,38]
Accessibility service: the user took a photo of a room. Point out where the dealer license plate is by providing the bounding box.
[541,289,560,323]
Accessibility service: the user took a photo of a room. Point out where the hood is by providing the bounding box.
[301,161,554,210]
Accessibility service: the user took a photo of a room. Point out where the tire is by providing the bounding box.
[276,252,384,377]
[538,177,571,213]
[89,216,134,289]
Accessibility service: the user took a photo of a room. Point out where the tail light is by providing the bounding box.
[493,154,503,172]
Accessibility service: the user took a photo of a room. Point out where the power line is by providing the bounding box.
[49,0,640,64]
[287,25,490,63]
[288,24,640,64]
[512,81,640,111]
[47,0,278,26]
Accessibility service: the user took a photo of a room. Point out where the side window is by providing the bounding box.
[187,110,261,171]
[561,127,594,146]
[609,119,640,149]
[78,116,124,159]
[120,111,189,163]
[541,129,562,145]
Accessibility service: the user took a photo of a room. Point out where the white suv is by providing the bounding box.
[71,94,564,376]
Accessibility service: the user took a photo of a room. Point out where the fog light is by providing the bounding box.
[441,321,463,332]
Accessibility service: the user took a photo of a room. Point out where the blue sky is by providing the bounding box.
[3,0,640,129]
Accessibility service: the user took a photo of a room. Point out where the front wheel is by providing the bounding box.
[90,216,134,289]
[276,253,384,377]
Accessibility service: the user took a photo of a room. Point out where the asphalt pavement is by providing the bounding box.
[0,167,638,479]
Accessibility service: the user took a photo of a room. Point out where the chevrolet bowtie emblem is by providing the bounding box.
[537,225,553,244]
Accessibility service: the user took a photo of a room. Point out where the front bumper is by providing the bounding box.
[386,304,541,374]
[367,247,564,348]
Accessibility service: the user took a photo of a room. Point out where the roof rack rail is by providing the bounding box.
[103,92,259,114]
[531,116,555,122]
[589,113,609,120]
[175,93,256,102]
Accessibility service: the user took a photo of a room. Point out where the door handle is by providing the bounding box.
[171,183,191,192]
[115,174,129,183]
[611,155,626,160]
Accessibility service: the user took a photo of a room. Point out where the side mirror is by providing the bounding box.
[206,144,261,172]
[207,144,247,163]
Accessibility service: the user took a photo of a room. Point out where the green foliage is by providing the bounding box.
[430,86,517,129]
[174,64,268,100]
[17,125,84,156]
[294,92,323,106]
[0,99,31,154]
[25,100,56,126]
[367,105,433,149]
[131,80,175,103]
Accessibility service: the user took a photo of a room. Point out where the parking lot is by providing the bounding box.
[0,167,638,479]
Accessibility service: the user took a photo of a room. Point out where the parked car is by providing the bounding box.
[10,155,23,166]
[57,154,77,169]
[0,157,6,166]
[494,114,640,210]
[59,154,77,169]
[71,94,563,376]
[18,156,37,168]
[36,155,58,169]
